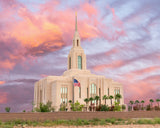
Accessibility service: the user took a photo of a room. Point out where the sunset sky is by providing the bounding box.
[0,0,160,112]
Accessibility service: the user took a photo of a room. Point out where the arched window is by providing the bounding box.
[78,56,82,69]
[90,83,96,97]
[69,57,71,69]
[90,83,97,104]
[61,87,68,104]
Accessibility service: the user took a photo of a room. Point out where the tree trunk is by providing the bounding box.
[111,99,112,106]
[105,99,106,105]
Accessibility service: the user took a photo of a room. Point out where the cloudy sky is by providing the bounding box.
[0,0,160,112]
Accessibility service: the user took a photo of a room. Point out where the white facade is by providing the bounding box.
[34,14,124,111]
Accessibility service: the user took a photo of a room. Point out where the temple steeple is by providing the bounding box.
[67,13,87,70]
[73,13,80,47]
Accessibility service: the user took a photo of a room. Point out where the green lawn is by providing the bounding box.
[0,118,160,128]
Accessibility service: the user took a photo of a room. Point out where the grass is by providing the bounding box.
[0,118,160,127]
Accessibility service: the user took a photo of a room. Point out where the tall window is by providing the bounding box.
[79,87,81,98]
[90,84,96,97]
[69,57,71,69]
[61,87,68,104]
[114,88,120,103]
[90,84,97,103]
[114,88,120,95]
[78,56,82,69]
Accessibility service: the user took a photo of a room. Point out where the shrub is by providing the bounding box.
[100,105,109,111]
[35,101,55,112]
[96,105,101,111]
[133,106,139,111]
[100,119,106,125]
[109,106,114,111]
[154,106,160,111]
[59,103,66,111]
[154,118,160,124]
[114,102,121,111]
[5,107,11,112]
[105,118,116,124]
[92,118,100,122]
[128,106,132,111]
[146,104,151,111]
[71,101,84,111]
[137,119,154,124]
[122,104,126,111]
[23,110,26,112]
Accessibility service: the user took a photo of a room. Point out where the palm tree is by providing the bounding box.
[135,100,140,110]
[89,97,94,112]
[94,96,100,106]
[103,95,108,105]
[109,95,114,106]
[84,98,89,106]
[156,99,160,108]
[135,100,139,106]
[89,97,94,106]
[84,98,89,111]
[141,100,145,110]
[115,94,122,104]
[149,99,154,108]
[129,100,134,111]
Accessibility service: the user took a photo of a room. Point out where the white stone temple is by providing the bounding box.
[34,14,124,111]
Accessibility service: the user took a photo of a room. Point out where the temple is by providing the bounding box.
[34,14,124,111]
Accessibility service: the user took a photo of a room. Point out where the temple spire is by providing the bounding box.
[75,12,77,31]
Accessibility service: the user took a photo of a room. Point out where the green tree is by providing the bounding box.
[71,101,84,111]
[36,101,54,112]
[135,100,140,110]
[141,100,145,110]
[89,97,94,105]
[156,99,160,108]
[94,96,100,106]
[115,94,122,104]
[114,102,121,111]
[84,98,89,107]
[135,100,139,106]
[149,99,154,108]
[100,105,109,111]
[109,95,114,106]
[103,95,108,105]
[129,100,134,111]
[122,104,126,111]
[5,107,11,112]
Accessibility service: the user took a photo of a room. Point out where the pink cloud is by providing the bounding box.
[93,60,124,71]
[0,81,5,85]
[40,74,48,78]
